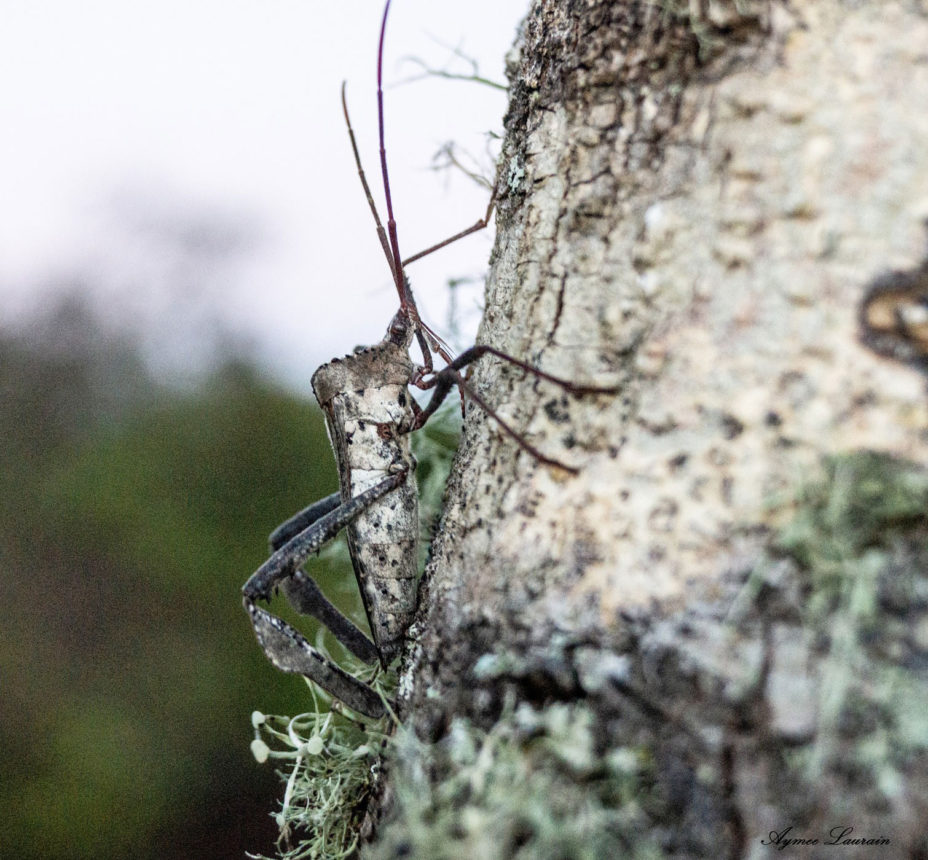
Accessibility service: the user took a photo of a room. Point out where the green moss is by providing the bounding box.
[773,452,928,628]
[250,699,661,859]
[371,703,662,860]
[776,451,928,566]
[769,452,928,817]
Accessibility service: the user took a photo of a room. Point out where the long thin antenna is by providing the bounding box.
[341,0,484,373]
[340,83,397,283]
[376,0,414,313]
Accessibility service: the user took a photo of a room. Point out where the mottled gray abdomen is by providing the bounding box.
[312,341,419,665]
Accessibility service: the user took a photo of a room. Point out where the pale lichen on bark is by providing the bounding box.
[380,1,928,856]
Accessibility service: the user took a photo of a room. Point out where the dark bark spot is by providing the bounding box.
[720,413,744,439]
[669,453,689,470]
[543,397,571,423]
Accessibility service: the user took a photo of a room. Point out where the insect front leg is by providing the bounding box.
[242,471,406,718]
[411,345,620,473]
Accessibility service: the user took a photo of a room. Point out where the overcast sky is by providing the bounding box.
[0,0,526,389]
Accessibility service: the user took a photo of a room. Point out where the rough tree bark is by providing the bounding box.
[371,1,928,857]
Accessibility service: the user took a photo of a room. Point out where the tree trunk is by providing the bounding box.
[374,1,928,856]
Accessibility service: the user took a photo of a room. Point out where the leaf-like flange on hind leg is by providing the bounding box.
[245,601,386,719]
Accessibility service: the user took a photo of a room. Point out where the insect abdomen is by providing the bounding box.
[346,467,418,664]
[312,341,419,666]
[335,385,417,664]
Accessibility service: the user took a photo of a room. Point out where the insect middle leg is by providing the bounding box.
[242,471,406,718]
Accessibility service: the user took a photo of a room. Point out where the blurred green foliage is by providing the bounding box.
[0,296,365,859]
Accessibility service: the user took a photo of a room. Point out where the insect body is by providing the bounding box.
[243,311,420,718]
[242,0,617,719]
[310,319,419,666]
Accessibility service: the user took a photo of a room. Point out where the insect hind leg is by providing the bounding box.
[280,571,379,665]
[243,472,405,605]
[268,491,341,549]
[245,603,386,718]
[266,497,380,662]
[242,471,406,717]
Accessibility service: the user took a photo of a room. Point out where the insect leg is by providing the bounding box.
[414,365,581,473]
[403,185,497,267]
[268,491,341,550]
[268,492,380,663]
[263,491,382,662]
[245,603,387,718]
[244,472,406,603]
[279,572,378,665]
[411,347,619,473]
[243,471,406,716]
[440,345,620,395]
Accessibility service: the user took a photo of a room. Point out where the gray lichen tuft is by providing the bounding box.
[370,702,663,860]
[247,694,391,860]
[760,452,928,827]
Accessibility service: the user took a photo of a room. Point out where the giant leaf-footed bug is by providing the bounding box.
[242,0,617,719]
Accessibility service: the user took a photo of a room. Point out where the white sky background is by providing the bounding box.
[0,0,527,391]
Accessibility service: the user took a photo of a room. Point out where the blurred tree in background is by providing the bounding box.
[0,288,355,858]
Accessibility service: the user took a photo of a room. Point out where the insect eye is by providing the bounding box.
[387,309,410,344]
